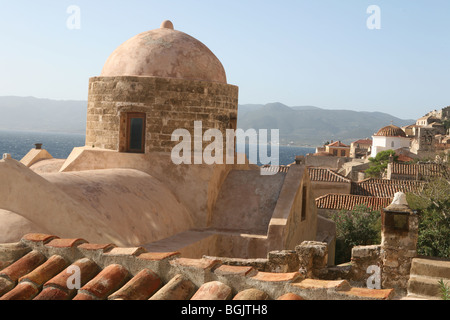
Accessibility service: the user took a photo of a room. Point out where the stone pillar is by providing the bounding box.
[380,192,419,293]
[350,245,381,286]
[295,241,328,279]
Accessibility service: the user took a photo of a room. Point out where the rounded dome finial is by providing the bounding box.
[160,20,174,30]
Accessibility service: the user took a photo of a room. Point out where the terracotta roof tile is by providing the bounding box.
[315,194,391,211]
[170,257,221,270]
[191,281,232,300]
[75,264,130,300]
[352,139,372,145]
[138,252,180,261]
[108,269,161,300]
[260,165,290,173]
[149,274,196,300]
[19,255,68,287]
[38,258,100,299]
[0,233,399,301]
[339,287,394,300]
[0,250,46,283]
[0,281,39,300]
[21,234,59,244]
[292,279,350,290]
[308,167,351,183]
[390,162,447,179]
[34,286,70,300]
[327,141,350,148]
[103,247,146,256]
[351,178,425,198]
[251,271,301,282]
[77,243,116,252]
[233,288,269,300]
[45,238,87,248]
[277,292,305,300]
[214,265,257,277]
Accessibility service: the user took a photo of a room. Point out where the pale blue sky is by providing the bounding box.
[1,0,449,119]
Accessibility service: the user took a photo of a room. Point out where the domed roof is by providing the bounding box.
[100,20,227,84]
[374,124,407,137]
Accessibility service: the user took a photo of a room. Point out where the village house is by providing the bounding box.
[325,141,351,157]
[370,124,411,158]
[350,139,372,159]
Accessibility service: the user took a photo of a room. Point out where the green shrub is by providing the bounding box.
[365,149,398,178]
[438,279,450,300]
[407,177,450,259]
[331,205,381,264]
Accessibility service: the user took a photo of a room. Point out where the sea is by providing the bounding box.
[0,130,315,166]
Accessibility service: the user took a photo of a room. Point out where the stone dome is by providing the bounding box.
[100,20,227,84]
[374,124,407,137]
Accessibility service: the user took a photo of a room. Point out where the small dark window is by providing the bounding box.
[127,113,146,153]
[340,150,346,156]
[301,186,307,221]
[384,212,409,233]
[333,149,338,156]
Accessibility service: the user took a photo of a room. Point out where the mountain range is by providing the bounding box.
[237,103,414,146]
[0,97,415,147]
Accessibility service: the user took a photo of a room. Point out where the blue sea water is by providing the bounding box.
[0,130,315,166]
[0,130,85,160]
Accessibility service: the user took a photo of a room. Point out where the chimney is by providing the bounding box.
[35,143,43,150]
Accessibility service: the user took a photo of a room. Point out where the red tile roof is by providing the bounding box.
[0,233,395,301]
[390,162,447,179]
[308,167,351,183]
[351,178,425,198]
[315,194,391,211]
[352,139,372,145]
[327,141,350,148]
[260,165,290,173]
[374,125,407,137]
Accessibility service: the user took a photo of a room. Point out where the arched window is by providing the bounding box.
[391,141,395,148]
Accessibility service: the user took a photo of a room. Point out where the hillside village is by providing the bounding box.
[302,105,450,247]
[0,21,449,302]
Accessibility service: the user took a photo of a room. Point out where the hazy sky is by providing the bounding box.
[1,0,449,120]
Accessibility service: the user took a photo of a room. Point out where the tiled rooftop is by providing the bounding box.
[351,178,425,198]
[327,141,349,148]
[315,194,391,212]
[260,165,290,173]
[0,233,395,301]
[308,167,351,183]
[390,162,447,178]
[351,139,372,145]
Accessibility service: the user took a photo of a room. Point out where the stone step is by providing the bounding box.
[401,293,440,300]
[410,258,450,279]
[407,274,448,299]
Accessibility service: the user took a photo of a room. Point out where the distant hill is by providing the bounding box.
[0,97,415,147]
[237,102,415,147]
[0,96,87,134]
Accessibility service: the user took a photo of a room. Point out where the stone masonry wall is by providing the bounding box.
[86,76,239,154]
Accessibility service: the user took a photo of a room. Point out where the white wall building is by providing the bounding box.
[370,125,411,158]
